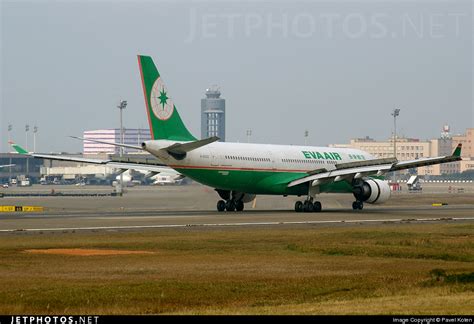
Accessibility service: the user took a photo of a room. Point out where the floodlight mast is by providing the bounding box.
[117,100,127,194]
[391,108,400,159]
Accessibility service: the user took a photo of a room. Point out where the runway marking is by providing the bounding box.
[4,204,474,220]
[1,217,474,233]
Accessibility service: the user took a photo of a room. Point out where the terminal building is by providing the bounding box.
[201,86,225,141]
[0,153,43,182]
[0,128,153,184]
[83,128,151,155]
[329,126,474,176]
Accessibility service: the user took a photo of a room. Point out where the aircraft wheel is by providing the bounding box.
[352,201,363,210]
[303,201,313,212]
[313,201,322,212]
[294,201,303,212]
[235,200,244,211]
[225,200,236,212]
[217,200,226,212]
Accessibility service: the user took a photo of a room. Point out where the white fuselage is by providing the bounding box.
[145,140,374,172]
[141,140,376,195]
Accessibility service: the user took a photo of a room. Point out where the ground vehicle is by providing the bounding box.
[407,175,422,191]
[18,179,31,187]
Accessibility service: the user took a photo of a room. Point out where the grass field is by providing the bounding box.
[0,223,473,314]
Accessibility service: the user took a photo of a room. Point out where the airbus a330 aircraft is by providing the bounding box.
[65,55,462,213]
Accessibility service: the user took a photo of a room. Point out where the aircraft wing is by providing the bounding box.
[9,142,179,176]
[288,163,393,187]
[288,144,462,188]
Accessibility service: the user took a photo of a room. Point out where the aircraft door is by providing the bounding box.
[267,151,277,170]
[211,154,219,166]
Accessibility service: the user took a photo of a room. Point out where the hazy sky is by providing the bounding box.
[1,0,472,153]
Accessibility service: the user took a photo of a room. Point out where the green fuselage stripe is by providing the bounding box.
[174,167,353,195]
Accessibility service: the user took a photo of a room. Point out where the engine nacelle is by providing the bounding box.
[353,178,391,204]
[115,173,132,183]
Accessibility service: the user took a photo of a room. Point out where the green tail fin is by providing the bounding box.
[452,143,462,157]
[137,55,196,141]
[9,142,28,154]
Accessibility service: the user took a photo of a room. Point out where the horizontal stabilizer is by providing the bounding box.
[164,136,219,155]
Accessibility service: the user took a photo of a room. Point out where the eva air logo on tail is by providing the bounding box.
[150,77,174,120]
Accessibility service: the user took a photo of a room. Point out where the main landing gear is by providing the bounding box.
[352,200,364,210]
[295,184,322,212]
[294,199,322,212]
[217,199,244,212]
[215,189,247,212]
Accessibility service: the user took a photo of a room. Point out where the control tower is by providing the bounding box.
[201,86,225,141]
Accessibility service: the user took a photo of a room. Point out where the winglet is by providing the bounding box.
[452,143,462,157]
[9,141,29,155]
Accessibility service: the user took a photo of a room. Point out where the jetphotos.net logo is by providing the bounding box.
[184,1,470,42]
[9,316,99,324]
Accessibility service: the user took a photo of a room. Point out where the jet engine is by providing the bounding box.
[112,170,134,187]
[352,178,391,204]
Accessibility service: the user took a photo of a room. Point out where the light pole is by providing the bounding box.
[25,124,30,176]
[33,126,38,153]
[391,108,400,159]
[25,124,29,151]
[7,124,12,143]
[304,130,309,146]
[117,101,127,154]
[117,100,127,194]
[246,129,252,143]
[8,124,12,182]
